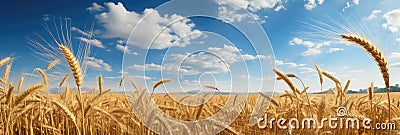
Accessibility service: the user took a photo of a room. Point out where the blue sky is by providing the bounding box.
[1,0,400,93]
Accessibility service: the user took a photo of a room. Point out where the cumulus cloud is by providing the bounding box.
[87,3,105,12]
[87,57,113,72]
[365,10,381,20]
[328,48,344,53]
[299,67,315,73]
[214,0,285,23]
[115,44,138,55]
[390,52,400,58]
[304,0,324,10]
[301,48,321,56]
[390,62,400,68]
[383,9,400,33]
[130,63,162,71]
[77,37,105,48]
[129,45,268,75]
[397,38,400,42]
[215,0,281,12]
[353,0,360,5]
[217,6,249,22]
[289,37,331,56]
[207,45,269,63]
[275,60,306,68]
[94,2,202,49]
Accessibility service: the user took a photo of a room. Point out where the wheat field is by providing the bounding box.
[1,29,399,135]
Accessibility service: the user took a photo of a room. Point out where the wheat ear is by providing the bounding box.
[0,57,11,67]
[14,83,43,106]
[368,82,374,101]
[35,68,48,86]
[98,75,102,93]
[5,84,14,105]
[17,77,24,93]
[119,76,125,87]
[3,64,11,86]
[51,100,80,134]
[273,69,298,94]
[59,45,83,91]
[130,80,139,91]
[205,85,219,91]
[340,34,391,121]
[46,59,59,71]
[59,74,70,88]
[152,79,172,95]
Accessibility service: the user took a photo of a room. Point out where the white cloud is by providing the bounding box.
[299,67,315,73]
[129,45,267,75]
[130,63,162,71]
[349,70,363,73]
[87,3,105,12]
[383,9,400,33]
[304,0,324,10]
[207,45,268,63]
[87,57,113,72]
[77,37,105,48]
[390,62,400,68]
[390,52,400,58]
[275,60,306,68]
[301,48,321,56]
[328,48,344,53]
[274,5,286,12]
[217,6,249,23]
[215,0,282,12]
[214,0,285,23]
[397,38,400,42]
[95,2,202,49]
[343,2,351,11]
[289,37,331,56]
[71,27,91,37]
[115,44,138,55]
[275,60,284,65]
[365,10,381,20]
[353,0,360,5]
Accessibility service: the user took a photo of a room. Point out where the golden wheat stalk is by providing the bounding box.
[368,82,374,101]
[35,68,48,86]
[152,79,172,95]
[17,77,24,94]
[321,71,340,84]
[343,80,351,94]
[5,83,14,105]
[205,85,219,91]
[3,64,11,86]
[340,34,391,121]
[195,98,206,120]
[46,59,59,71]
[119,76,125,87]
[14,83,43,106]
[59,45,83,91]
[51,100,80,134]
[130,80,139,91]
[273,69,298,94]
[314,64,323,86]
[0,57,11,67]
[59,74,69,88]
[98,75,102,93]
[259,92,280,107]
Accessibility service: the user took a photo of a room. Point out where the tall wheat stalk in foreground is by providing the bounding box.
[340,34,391,122]
[59,45,83,92]
[58,44,85,135]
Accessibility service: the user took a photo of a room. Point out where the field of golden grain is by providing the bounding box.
[1,88,399,135]
[0,24,399,134]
